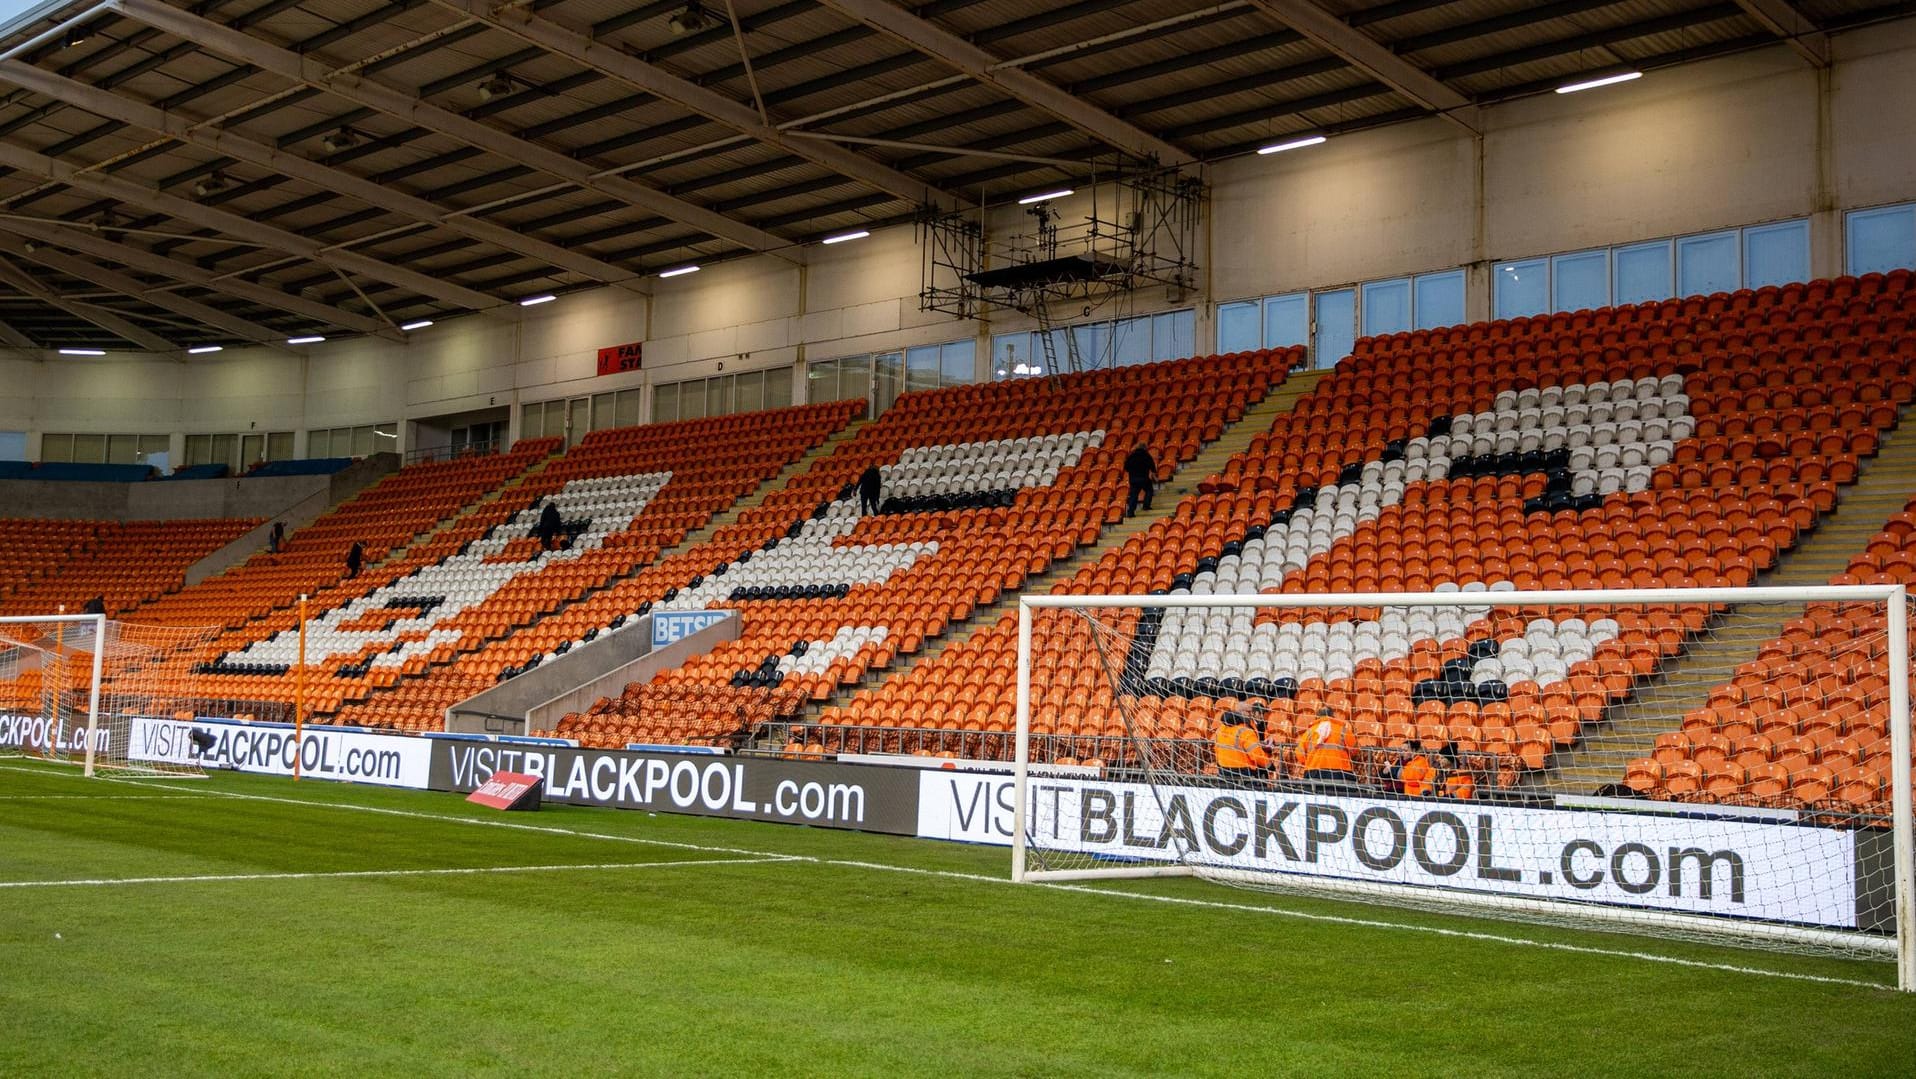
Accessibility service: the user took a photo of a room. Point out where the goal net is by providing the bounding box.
[0,614,222,777]
[1013,587,1915,988]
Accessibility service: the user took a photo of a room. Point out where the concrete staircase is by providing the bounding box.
[1547,410,1916,793]
[784,368,1330,729]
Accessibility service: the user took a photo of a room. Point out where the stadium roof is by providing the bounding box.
[0,0,1901,349]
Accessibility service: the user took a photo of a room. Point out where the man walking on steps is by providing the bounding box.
[1124,443,1156,516]
[858,464,884,516]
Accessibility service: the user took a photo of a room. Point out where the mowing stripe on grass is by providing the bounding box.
[0,855,801,889]
[52,764,1895,991]
[0,794,199,801]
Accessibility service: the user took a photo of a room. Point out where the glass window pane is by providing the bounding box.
[735,370,763,413]
[1217,301,1259,353]
[1112,318,1151,366]
[1412,270,1465,329]
[40,433,71,462]
[591,392,615,430]
[1069,322,1107,368]
[836,356,871,404]
[765,367,792,409]
[1846,204,1915,277]
[1263,293,1309,348]
[1677,230,1739,297]
[681,379,707,419]
[351,426,374,456]
[72,433,105,463]
[520,405,541,439]
[872,352,901,414]
[267,432,293,459]
[1312,289,1355,369]
[185,434,210,465]
[653,382,677,423]
[1613,241,1673,306]
[1743,219,1808,289]
[239,434,263,470]
[1361,277,1411,336]
[1493,259,1548,319]
[0,431,25,461]
[906,345,940,391]
[211,433,236,468]
[616,389,643,427]
[1034,328,1067,375]
[1153,309,1195,361]
[806,359,837,401]
[990,333,1030,378]
[940,340,973,385]
[1551,250,1609,312]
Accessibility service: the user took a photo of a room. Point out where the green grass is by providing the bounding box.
[1,758,1912,1077]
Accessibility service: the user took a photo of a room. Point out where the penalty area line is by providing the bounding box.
[0,855,800,889]
[106,777,1893,991]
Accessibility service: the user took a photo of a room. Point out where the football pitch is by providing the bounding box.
[2,759,1913,1077]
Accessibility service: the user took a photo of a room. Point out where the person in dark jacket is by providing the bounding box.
[858,465,883,516]
[345,541,363,579]
[82,595,106,616]
[1124,443,1156,516]
[268,520,285,554]
[536,500,563,551]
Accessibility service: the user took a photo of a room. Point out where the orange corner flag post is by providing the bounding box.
[294,593,308,781]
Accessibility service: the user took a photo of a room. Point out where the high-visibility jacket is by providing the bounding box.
[1399,754,1438,797]
[1446,772,1476,800]
[1297,716,1355,774]
[1213,723,1270,771]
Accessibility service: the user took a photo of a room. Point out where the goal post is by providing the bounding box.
[1013,586,1915,990]
[0,613,219,778]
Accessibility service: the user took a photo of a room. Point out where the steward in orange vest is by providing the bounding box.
[1296,708,1356,785]
[1213,703,1272,780]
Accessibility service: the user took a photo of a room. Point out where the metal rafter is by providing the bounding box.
[1245,0,1481,132]
[0,318,34,347]
[0,230,299,347]
[111,0,796,256]
[425,0,971,210]
[0,214,401,339]
[1732,0,1831,65]
[0,135,499,312]
[0,59,645,292]
[0,251,175,349]
[807,0,1196,165]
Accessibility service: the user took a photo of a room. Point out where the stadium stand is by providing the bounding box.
[787,273,1916,794]
[244,457,356,478]
[0,517,258,617]
[549,350,1293,748]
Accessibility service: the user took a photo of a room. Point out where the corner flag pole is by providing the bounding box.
[295,593,308,781]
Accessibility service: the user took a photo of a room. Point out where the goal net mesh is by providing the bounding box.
[0,616,222,776]
[1018,592,1910,966]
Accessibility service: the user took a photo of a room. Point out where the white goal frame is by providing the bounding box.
[1013,586,1915,990]
[0,612,109,776]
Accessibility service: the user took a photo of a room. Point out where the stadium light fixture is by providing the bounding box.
[287,335,326,345]
[821,230,870,245]
[400,320,434,331]
[1017,188,1073,205]
[58,348,105,356]
[658,265,700,278]
[187,345,223,354]
[1257,135,1327,155]
[1556,71,1641,95]
[519,294,557,306]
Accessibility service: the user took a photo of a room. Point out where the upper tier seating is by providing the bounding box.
[1621,495,1916,818]
[804,273,1916,789]
[548,352,1291,749]
[127,439,562,631]
[0,518,260,618]
[161,402,861,726]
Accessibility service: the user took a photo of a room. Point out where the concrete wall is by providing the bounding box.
[0,452,396,522]
[2,23,1913,453]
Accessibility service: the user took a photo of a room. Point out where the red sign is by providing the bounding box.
[596,340,644,377]
[466,771,543,811]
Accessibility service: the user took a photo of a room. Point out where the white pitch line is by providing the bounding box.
[0,794,197,800]
[55,769,1899,992]
[0,855,799,889]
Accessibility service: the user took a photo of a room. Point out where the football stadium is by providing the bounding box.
[2,0,1916,1071]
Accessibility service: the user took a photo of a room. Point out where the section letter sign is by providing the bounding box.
[652,610,733,648]
[596,340,644,377]
[467,771,543,811]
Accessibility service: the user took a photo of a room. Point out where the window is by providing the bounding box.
[1551,250,1609,312]
[1361,278,1411,337]
[0,430,26,461]
[306,423,393,459]
[1613,240,1672,306]
[1847,202,1916,277]
[1494,258,1548,319]
[652,381,679,423]
[905,345,940,392]
[1677,230,1739,297]
[1111,317,1152,366]
[1217,301,1259,354]
[939,341,972,385]
[994,310,1195,380]
[1313,288,1355,369]
[1152,310,1195,361]
[1744,219,1809,288]
[1498,218,1810,315]
[39,433,169,466]
[651,368,796,424]
[1412,271,1465,329]
[1263,293,1309,348]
